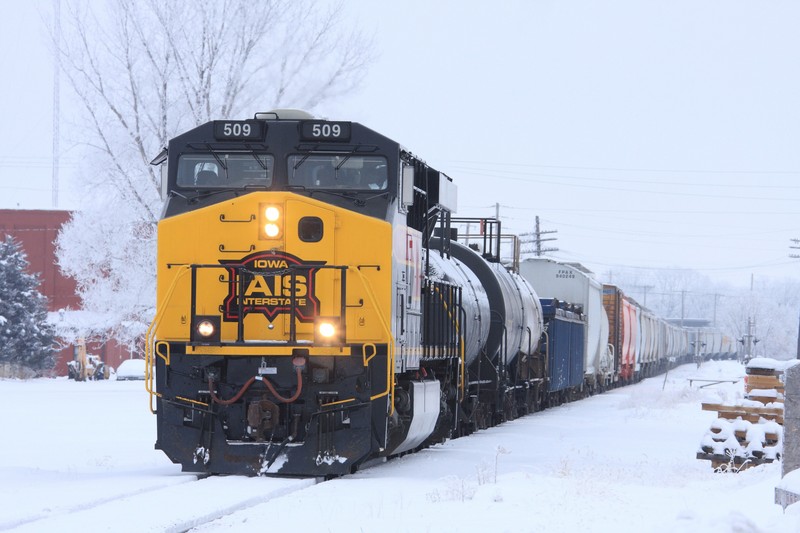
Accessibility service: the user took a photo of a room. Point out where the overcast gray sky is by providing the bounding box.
[2,1,799,287]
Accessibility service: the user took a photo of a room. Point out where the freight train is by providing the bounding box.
[145,110,736,477]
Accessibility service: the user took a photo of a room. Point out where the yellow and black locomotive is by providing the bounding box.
[146,110,543,476]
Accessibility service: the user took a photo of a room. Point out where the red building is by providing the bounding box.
[0,209,134,375]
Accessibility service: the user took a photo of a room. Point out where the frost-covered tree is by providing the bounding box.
[50,0,374,344]
[0,236,56,373]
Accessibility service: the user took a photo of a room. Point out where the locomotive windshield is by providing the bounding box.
[288,154,387,191]
[177,153,274,188]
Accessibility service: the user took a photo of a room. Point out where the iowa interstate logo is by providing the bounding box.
[221,251,326,322]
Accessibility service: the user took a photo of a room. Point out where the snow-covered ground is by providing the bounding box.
[2,360,800,532]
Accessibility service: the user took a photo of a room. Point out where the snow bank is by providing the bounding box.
[3,361,800,532]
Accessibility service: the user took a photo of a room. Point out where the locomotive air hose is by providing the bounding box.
[261,366,303,403]
[208,376,256,405]
[208,367,303,405]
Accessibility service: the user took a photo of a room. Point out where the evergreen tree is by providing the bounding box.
[0,236,56,373]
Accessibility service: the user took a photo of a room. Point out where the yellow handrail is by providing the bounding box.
[362,343,377,366]
[144,264,395,416]
[348,267,395,415]
[145,264,191,413]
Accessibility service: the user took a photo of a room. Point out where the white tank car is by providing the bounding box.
[519,258,612,388]
[429,239,543,368]
[425,248,492,367]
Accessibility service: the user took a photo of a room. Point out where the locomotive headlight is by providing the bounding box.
[259,204,282,239]
[264,206,280,222]
[264,223,280,238]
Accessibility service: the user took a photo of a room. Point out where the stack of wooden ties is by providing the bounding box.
[697,358,784,472]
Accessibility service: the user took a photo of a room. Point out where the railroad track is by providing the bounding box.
[5,474,316,532]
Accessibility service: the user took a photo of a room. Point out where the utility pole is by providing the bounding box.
[634,284,655,307]
[794,241,800,359]
[712,293,719,326]
[52,0,61,208]
[520,216,559,257]
[533,216,558,256]
[739,317,759,363]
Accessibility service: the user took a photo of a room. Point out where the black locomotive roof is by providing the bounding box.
[170,115,401,155]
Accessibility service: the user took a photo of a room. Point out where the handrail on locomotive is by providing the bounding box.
[146,261,396,416]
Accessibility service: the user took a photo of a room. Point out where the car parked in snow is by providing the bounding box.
[115,358,147,381]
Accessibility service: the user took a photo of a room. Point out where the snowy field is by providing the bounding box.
[2,360,800,532]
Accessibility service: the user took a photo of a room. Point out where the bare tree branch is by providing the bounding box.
[50,0,375,343]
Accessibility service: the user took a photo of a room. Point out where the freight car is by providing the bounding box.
[145,110,734,477]
[519,258,612,391]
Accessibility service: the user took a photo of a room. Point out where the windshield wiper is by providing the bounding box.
[334,154,352,171]
[188,189,239,204]
[168,189,190,200]
[186,185,263,203]
[204,144,228,174]
[304,188,389,207]
[293,154,311,170]
[243,144,268,170]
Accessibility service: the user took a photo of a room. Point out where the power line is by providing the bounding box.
[451,168,800,202]
[556,255,796,273]
[474,204,800,216]
[552,216,795,238]
[474,210,797,243]
[445,159,800,176]
[532,216,789,241]
[791,238,800,260]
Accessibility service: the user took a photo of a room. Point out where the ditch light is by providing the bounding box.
[192,315,221,343]
[314,317,343,345]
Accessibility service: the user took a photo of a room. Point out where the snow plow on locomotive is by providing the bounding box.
[146,110,736,477]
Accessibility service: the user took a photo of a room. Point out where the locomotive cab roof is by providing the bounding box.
[254,109,315,120]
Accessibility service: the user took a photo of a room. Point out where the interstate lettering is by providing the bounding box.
[243,297,308,306]
[221,250,325,322]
